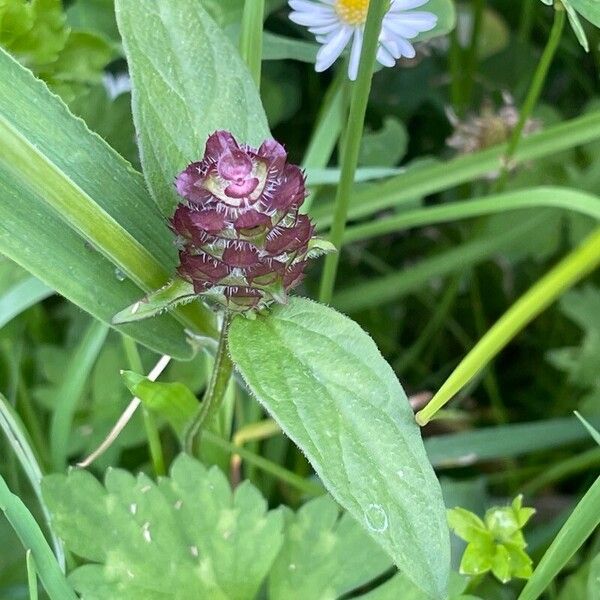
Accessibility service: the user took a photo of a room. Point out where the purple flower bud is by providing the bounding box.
[170,131,327,312]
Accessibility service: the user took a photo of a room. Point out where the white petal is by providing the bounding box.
[289,11,336,27]
[309,22,343,35]
[383,18,421,38]
[394,37,416,57]
[399,12,438,30]
[315,25,353,72]
[348,28,364,80]
[289,0,334,14]
[390,0,429,11]
[376,45,396,67]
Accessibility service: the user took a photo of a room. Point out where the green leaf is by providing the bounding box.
[113,278,195,324]
[426,414,600,467]
[415,0,456,42]
[574,411,600,445]
[121,370,199,439]
[0,475,77,600]
[49,319,109,471]
[115,0,270,215]
[268,495,392,599]
[0,393,65,568]
[0,258,53,329]
[66,0,120,43]
[0,47,215,359]
[519,476,600,600]
[447,508,487,543]
[42,454,283,599]
[229,297,450,599]
[262,32,318,63]
[359,117,408,168]
[570,0,600,28]
[1,0,69,69]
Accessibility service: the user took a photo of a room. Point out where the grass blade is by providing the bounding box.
[0,394,65,569]
[518,476,600,600]
[425,415,600,467]
[26,550,38,600]
[416,226,600,425]
[0,475,77,600]
[343,186,600,243]
[50,320,109,471]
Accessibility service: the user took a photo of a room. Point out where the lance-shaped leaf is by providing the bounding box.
[0,47,215,359]
[115,0,271,216]
[228,298,450,599]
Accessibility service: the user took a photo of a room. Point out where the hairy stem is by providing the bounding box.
[185,313,234,454]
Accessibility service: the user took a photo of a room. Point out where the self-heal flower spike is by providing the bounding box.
[113,132,332,324]
[169,131,331,313]
[288,0,438,80]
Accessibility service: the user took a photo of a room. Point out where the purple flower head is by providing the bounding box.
[170,131,325,313]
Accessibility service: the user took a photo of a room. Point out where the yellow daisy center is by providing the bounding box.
[335,0,370,26]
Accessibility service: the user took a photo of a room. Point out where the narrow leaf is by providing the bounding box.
[0,475,77,600]
[112,278,195,324]
[229,297,450,599]
[518,477,600,600]
[0,47,214,359]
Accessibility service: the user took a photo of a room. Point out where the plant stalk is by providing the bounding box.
[185,313,234,454]
[416,225,600,426]
[318,0,387,303]
[495,4,565,190]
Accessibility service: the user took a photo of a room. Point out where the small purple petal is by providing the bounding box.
[234,210,271,231]
[224,177,259,198]
[218,149,253,181]
[222,242,261,267]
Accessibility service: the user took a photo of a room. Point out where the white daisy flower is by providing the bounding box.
[288,0,438,80]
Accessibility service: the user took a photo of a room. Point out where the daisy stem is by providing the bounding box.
[239,0,265,87]
[184,313,234,455]
[494,3,565,192]
[318,0,388,304]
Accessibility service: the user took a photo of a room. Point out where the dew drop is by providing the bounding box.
[396,469,404,478]
[288,563,297,571]
[364,503,388,533]
[114,268,127,282]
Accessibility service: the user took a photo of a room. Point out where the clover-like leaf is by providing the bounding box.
[268,495,392,599]
[449,495,535,584]
[42,455,284,599]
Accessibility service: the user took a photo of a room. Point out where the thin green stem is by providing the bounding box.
[449,28,464,113]
[495,5,565,191]
[416,226,600,426]
[185,314,234,454]
[202,430,324,497]
[463,0,484,106]
[318,0,387,304]
[239,0,265,87]
[121,336,166,476]
[519,0,537,44]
